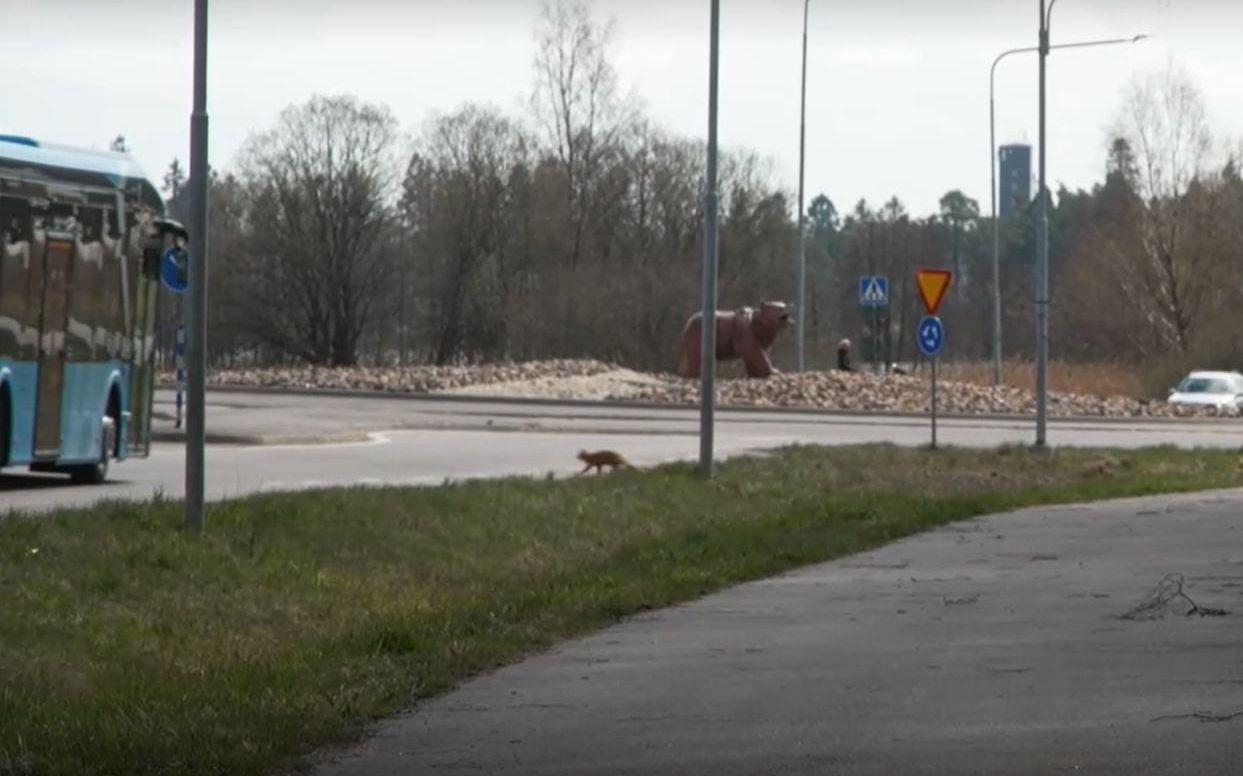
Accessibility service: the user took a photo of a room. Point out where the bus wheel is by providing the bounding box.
[70,415,116,485]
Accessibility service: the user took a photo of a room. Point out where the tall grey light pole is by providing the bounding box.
[699,0,720,477]
[795,0,809,372]
[989,45,1035,388]
[186,0,209,531]
[989,33,1147,388]
[1035,0,1052,446]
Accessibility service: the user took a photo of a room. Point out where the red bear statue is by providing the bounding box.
[677,301,792,379]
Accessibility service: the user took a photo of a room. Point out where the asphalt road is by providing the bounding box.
[313,489,1243,776]
[4,388,1243,514]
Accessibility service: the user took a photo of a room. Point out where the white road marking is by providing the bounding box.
[232,431,393,452]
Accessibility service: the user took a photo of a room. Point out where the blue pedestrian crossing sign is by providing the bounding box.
[917,315,945,358]
[859,276,889,308]
[161,247,188,294]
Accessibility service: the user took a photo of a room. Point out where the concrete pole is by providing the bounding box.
[990,79,1001,387]
[698,0,720,477]
[1035,0,1051,447]
[795,0,809,372]
[186,0,209,531]
[991,45,1038,390]
[988,52,1030,388]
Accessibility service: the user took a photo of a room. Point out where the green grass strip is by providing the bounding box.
[1,443,1240,775]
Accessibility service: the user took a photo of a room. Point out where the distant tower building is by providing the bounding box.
[998,143,1031,218]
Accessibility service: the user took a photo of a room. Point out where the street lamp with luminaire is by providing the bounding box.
[988,32,1148,389]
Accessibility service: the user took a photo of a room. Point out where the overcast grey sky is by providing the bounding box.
[5,0,1241,216]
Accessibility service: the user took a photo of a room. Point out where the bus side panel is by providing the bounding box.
[0,360,37,465]
[1,192,39,466]
[58,361,124,464]
[57,203,128,464]
[131,273,156,458]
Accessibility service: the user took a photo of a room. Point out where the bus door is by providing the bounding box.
[34,236,74,458]
[123,209,167,458]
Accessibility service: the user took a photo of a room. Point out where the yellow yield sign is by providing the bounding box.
[915,268,953,316]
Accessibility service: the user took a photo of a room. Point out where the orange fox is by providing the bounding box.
[576,449,630,474]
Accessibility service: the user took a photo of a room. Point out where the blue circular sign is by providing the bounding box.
[161,247,188,294]
[917,315,944,358]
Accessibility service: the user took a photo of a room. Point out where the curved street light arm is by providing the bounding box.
[986,28,1149,388]
[1050,34,1151,53]
[1046,0,1060,30]
[991,45,1039,92]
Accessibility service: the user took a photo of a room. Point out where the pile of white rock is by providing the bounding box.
[179,360,1232,418]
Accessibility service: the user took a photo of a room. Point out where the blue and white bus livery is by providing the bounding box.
[0,135,183,483]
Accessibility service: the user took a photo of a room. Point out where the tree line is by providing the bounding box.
[158,2,1240,394]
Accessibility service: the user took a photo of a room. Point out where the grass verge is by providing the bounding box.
[2,444,1241,775]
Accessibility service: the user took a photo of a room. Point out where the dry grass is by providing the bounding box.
[935,360,1145,399]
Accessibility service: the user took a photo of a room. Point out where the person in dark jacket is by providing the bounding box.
[836,339,853,371]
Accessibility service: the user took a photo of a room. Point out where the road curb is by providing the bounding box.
[154,381,1243,427]
[150,429,374,446]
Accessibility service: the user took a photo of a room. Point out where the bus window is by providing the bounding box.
[79,207,103,246]
[106,203,124,242]
[1,196,32,253]
[1,205,31,243]
[70,207,107,361]
[142,245,160,280]
[99,207,127,360]
[0,196,34,360]
[126,208,161,280]
[48,202,79,236]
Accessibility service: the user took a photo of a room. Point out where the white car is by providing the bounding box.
[1167,371,1243,412]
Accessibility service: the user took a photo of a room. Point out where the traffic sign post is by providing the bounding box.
[859,276,889,373]
[917,315,945,357]
[858,276,889,308]
[915,268,952,449]
[160,247,189,295]
[918,315,945,448]
[175,324,185,429]
[915,268,952,316]
[161,247,189,431]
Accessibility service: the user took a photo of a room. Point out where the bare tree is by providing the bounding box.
[401,105,530,364]
[531,0,633,267]
[237,95,398,365]
[1109,62,1214,353]
[189,6,1243,387]
[163,159,186,200]
[938,189,979,297]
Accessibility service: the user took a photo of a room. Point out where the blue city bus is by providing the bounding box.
[0,135,183,483]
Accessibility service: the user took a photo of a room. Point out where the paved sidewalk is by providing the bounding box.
[312,490,1243,776]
